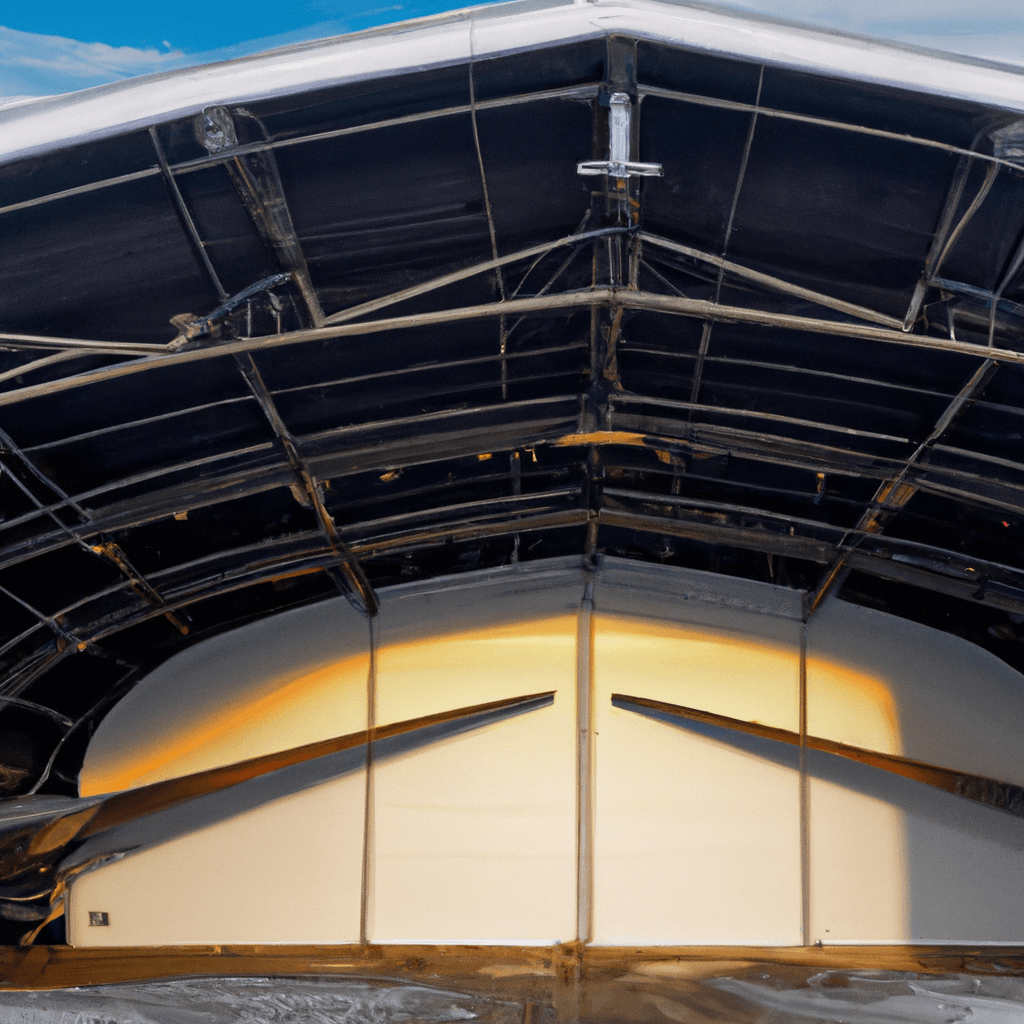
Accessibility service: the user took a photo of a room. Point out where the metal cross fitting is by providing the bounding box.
[577,93,663,179]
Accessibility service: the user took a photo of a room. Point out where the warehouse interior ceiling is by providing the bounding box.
[2,0,1024,920]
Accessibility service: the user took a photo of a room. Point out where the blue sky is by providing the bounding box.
[1,0,1023,101]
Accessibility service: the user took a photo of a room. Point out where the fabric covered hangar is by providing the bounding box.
[1,0,1024,947]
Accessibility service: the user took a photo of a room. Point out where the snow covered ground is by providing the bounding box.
[1,968,1024,1024]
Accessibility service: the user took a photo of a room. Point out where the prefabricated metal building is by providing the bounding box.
[2,0,1024,949]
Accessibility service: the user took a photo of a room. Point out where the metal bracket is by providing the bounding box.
[169,272,293,345]
[991,119,1024,165]
[577,93,662,179]
[194,106,326,328]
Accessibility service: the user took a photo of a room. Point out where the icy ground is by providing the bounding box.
[0,968,1023,1023]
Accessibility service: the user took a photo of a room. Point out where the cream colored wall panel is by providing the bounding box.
[808,600,1024,783]
[68,773,365,946]
[81,599,371,793]
[369,567,581,943]
[374,618,577,725]
[592,564,803,946]
[66,560,1024,949]
[903,785,1024,943]
[69,593,371,947]
[594,562,804,650]
[807,599,1024,943]
[808,770,908,944]
[809,753,1024,943]
[593,702,802,944]
[371,559,584,673]
[594,614,800,732]
[369,704,576,943]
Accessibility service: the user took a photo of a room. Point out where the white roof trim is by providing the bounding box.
[2,0,1024,164]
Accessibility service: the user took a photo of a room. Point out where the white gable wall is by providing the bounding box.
[67,558,1024,946]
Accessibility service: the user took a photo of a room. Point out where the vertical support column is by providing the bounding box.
[799,607,810,946]
[576,573,596,944]
[510,450,522,563]
[360,614,378,945]
[577,36,659,441]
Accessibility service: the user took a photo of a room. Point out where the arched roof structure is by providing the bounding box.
[3,0,1024,941]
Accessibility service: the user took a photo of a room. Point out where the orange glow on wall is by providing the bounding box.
[68,562,1024,947]
[596,615,800,729]
[806,656,900,754]
[81,653,371,795]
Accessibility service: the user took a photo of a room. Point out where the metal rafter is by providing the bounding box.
[7,288,1024,408]
[0,694,73,731]
[150,127,228,305]
[808,358,1000,613]
[235,352,379,616]
[0,441,281,541]
[0,335,169,356]
[9,402,1024,585]
[610,390,910,442]
[323,226,627,327]
[642,232,902,329]
[0,425,189,636]
[0,331,960,532]
[155,113,375,616]
[0,338,587,540]
[901,141,998,331]
[195,106,324,328]
[986,227,1024,348]
[638,83,1024,171]
[0,353,91,388]
[0,584,80,654]
[468,62,506,303]
[580,35,644,563]
[620,343,951,401]
[0,647,67,704]
[0,403,581,573]
[602,487,1024,597]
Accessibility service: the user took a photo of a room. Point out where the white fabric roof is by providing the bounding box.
[2,0,1024,164]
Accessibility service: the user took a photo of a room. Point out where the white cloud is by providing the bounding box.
[714,0,1024,64]
[0,24,186,97]
[1,0,1022,100]
[0,14,404,99]
[729,0,1021,24]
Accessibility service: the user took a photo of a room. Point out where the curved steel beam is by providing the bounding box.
[0,84,600,220]
[639,84,1024,171]
[5,408,1024,588]
[3,288,1024,410]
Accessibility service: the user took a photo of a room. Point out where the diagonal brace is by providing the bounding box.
[235,353,378,615]
[0,426,188,635]
[808,358,999,614]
